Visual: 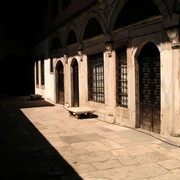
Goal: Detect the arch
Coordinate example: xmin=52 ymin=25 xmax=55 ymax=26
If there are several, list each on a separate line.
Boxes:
xmin=70 ymin=57 xmax=79 ymax=66
xmin=131 ymin=36 xmax=162 ymax=60
xmin=50 ymin=36 xmax=62 ymax=51
xmin=109 ymin=0 xmax=169 ymax=31
xmin=66 ymin=29 xmax=78 ymax=46
xmin=71 ymin=58 xmax=79 ymax=107
xmin=80 ymin=12 xmax=106 ymax=41
xmin=55 ymin=60 xmax=64 ymax=104
xmin=139 ymin=42 xmax=160 ymax=59
xmin=83 ymin=18 xmax=103 ymax=40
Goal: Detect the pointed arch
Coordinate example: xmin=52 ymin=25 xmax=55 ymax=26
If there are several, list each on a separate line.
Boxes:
xmin=66 ymin=29 xmax=78 ymax=46
xmin=114 ymin=0 xmax=161 ymax=29
xmin=138 ymin=42 xmax=160 ymax=59
xmin=83 ymin=18 xmax=103 ymax=40
xmin=50 ymin=36 xmax=62 ymax=51
xmin=55 ymin=60 xmax=65 ymax=104
xmin=109 ymin=0 xmax=169 ymax=31
xmin=71 ymin=58 xmax=79 ymax=107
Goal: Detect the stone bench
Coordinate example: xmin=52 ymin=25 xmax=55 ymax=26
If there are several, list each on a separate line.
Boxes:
xmin=67 ymin=107 xmax=95 ymax=119
xmin=30 ymin=94 xmax=42 ymax=100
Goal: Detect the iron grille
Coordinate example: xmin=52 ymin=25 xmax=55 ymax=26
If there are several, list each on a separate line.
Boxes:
xmin=88 ymin=53 xmax=104 ymax=103
xmin=116 ymin=48 xmax=128 ymax=107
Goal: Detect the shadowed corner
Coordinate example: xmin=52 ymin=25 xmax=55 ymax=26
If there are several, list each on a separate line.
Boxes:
xmin=0 ymin=96 xmax=83 ymax=179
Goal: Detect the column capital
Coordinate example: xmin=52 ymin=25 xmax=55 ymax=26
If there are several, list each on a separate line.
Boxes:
xmin=165 ymin=25 xmax=180 ymax=45
xmin=105 ymin=40 xmax=113 ymax=57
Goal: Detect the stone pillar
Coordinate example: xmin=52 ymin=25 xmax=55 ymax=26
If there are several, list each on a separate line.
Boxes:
xmin=64 ymin=53 xmax=70 ymax=108
xmin=166 ymin=26 xmax=180 ymax=137
xmin=77 ymin=46 xmax=84 ymax=106
xmin=104 ymin=41 xmax=116 ymax=123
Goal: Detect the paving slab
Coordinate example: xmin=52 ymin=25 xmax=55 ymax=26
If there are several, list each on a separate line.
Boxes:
xmin=1 ymin=96 xmax=180 ymax=180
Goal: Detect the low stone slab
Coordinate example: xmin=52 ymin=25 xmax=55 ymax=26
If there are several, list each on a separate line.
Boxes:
xmin=67 ymin=107 xmax=95 ymax=119
xmin=30 ymin=94 xmax=42 ymax=100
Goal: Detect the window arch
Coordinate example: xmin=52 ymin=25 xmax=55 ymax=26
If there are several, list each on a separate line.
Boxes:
xmin=83 ymin=18 xmax=103 ymax=40
xmin=139 ymin=42 xmax=160 ymax=59
xmin=114 ymin=0 xmax=161 ymax=29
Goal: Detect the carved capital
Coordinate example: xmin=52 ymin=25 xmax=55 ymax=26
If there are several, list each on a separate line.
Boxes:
xmin=165 ymin=26 xmax=180 ymax=44
xmin=105 ymin=40 xmax=113 ymax=57
xmin=98 ymin=0 xmax=117 ymax=18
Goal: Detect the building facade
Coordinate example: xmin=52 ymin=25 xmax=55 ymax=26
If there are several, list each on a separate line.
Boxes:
xmin=33 ymin=0 xmax=180 ymax=138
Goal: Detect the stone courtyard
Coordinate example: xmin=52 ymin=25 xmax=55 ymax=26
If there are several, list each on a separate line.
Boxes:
xmin=0 ymin=96 xmax=180 ymax=179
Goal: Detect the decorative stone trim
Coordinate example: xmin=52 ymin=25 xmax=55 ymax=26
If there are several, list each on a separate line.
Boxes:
xmin=105 ymin=40 xmax=113 ymax=57
xmin=172 ymin=43 xmax=180 ymax=49
xmin=165 ymin=26 xmax=179 ymax=45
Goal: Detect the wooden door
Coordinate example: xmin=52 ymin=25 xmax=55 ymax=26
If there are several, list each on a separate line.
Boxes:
xmin=57 ymin=61 xmax=64 ymax=105
xmin=72 ymin=59 xmax=79 ymax=107
xmin=139 ymin=56 xmax=160 ymax=133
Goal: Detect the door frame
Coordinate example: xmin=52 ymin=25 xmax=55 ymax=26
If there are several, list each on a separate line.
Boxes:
xmin=71 ymin=58 xmax=79 ymax=107
xmin=135 ymin=42 xmax=161 ymax=133
xmin=55 ymin=60 xmax=65 ymax=104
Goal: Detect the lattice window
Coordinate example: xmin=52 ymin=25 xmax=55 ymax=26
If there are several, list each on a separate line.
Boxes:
xmin=36 ymin=61 xmax=39 ymax=85
xmin=41 ymin=59 xmax=45 ymax=85
xmin=116 ymin=48 xmax=128 ymax=107
xmin=88 ymin=53 xmax=104 ymax=103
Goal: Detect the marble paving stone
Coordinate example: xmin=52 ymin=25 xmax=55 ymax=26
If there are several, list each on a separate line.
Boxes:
xmin=111 ymin=145 xmax=153 ymax=156
xmin=71 ymin=141 xmax=111 ymax=152
xmin=56 ymin=146 xmax=88 ymax=155
xmin=80 ymin=167 xmax=131 ymax=180
xmin=73 ymin=163 xmax=97 ymax=173
xmin=98 ymin=138 xmax=124 ymax=149
xmin=171 ymin=168 xmax=180 ymax=175
xmin=75 ymin=151 xmax=116 ymax=164
xmin=4 ymin=96 xmax=179 ymax=180
xmin=157 ymin=159 xmax=180 ymax=170
xmin=91 ymin=159 xmax=122 ymax=170
xmin=117 ymin=156 xmax=139 ymax=166
xmin=149 ymin=174 xmax=180 ymax=180
xmin=125 ymin=163 xmax=169 ymax=179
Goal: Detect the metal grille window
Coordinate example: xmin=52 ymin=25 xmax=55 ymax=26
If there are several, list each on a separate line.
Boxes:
xmin=36 ymin=61 xmax=39 ymax=85
xmin=88 ymin=53 xmax=104 ymax=103
xmin=116 ymin=48 xmax=128 ymax=107
xmin=41 ymin=59 xmax=45 ymax=85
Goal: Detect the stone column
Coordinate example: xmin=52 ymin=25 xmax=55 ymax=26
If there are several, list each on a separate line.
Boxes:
xmin=166 ymin=26 xmax=180 ymax=137
xmin=104 ymin=41 xmax=116 ymax=123
xmin=64 ymin=53 xmax=70 ymax=108
xmin=77 ymin=46 xmax=84 ymax=107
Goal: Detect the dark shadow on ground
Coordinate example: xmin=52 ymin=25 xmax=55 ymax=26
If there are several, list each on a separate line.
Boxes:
xmin=0 ymin=95 xmax=82 ymax=180
xmin=76 ymin=114 xmax=98 ymax=120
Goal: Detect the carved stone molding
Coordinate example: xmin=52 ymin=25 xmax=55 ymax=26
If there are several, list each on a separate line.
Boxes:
xmin=98 ymin=0 xmax=117 ymax=18
xmin=105 ymin=40 xmax=113 ymax=57
xmin=165 ymin=26 xmax=180 ymax=48
xmin=74 ymin=15 xmax=86 ymax=35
